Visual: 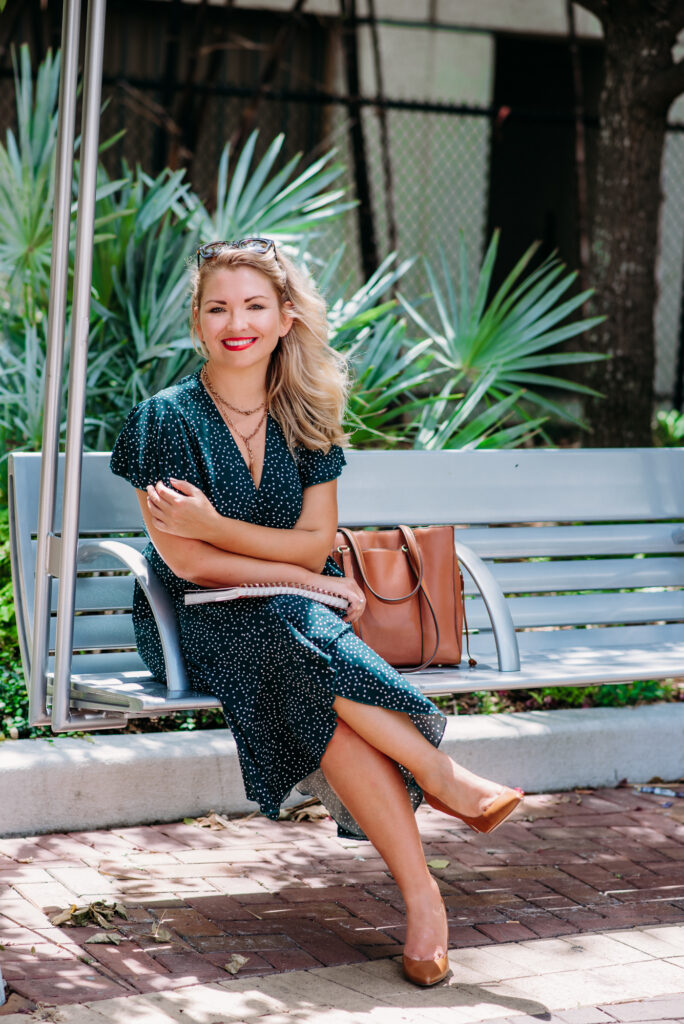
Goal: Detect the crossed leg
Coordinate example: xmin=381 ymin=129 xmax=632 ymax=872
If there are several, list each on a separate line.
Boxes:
xmin=321 ymin=697 xmax=515 ymax=961
xmin=333 ymin=695 xmax=505 ymax=818
xmin=320 ymin=718 xmax=448 ymax=961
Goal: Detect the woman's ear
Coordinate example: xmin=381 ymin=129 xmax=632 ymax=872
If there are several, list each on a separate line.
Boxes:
xmin=280 ymin=300 xmax=295 ymax=338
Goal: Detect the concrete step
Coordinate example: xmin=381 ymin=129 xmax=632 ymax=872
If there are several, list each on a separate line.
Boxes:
xmin=1 ymin=703 xmax=683 ymax=838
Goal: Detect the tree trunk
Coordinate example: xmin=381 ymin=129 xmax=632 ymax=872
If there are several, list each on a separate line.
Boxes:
xmin=578 ymin=0 xmax=684 ymax=446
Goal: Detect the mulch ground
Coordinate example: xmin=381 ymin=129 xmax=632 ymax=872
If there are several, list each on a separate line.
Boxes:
xmin=1 ymin=785 xmax=684 ymax=1012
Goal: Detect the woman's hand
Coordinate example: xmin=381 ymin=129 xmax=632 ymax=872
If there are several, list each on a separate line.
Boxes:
xmin=319 ymin=575 xmax=367 ymax=625
xmin=146 ymin=479 xmax=220 ymax=540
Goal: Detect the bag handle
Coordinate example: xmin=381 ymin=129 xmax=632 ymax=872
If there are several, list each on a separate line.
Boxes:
xmin=337 ymin=525 xmax=424 ymax=602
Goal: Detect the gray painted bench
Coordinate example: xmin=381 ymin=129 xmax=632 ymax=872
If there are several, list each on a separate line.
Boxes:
xmin=8 ymin=448 xmax=684 ymax=723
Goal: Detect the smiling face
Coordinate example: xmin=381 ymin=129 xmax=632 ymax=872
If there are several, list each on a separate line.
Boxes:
xmin=194 ymin=265 xmax=294 ymax=376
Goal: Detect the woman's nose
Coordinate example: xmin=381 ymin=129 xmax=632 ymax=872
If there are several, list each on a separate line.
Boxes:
xmin=223 ymin=312 xmax=248 ymax=333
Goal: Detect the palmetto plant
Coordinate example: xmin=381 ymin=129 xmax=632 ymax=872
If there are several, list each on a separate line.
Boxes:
xmin=0 ymin=47 xmax=60 ymax=307
xmin=187 ymin=131 xmax=354 ymax=243
xmin=319 ymin=249 xmax=545 ymax=449
xmin=399 ymin=229 xmax=606 ymax=430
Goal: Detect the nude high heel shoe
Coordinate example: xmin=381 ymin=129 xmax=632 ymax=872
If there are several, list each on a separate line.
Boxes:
xmin=423 ymin=786 xmax=524 ymax=834
xmin=402 ymin=952 xmax=450 ymax=987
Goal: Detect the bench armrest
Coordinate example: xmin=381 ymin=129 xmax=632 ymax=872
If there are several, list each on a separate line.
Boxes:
xmin=76 ymin=540 xmax=192 ymax=695
xmin=454 ymin=539 xmax=520 ymax=672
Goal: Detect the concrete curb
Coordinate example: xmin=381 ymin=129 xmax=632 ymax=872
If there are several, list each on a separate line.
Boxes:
xmin=2 ymin=703 xmax=683 ymax=838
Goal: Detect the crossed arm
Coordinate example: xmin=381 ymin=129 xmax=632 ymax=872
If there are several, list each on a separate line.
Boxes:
xmin=136 ymin=477 xmax=364 ymax=620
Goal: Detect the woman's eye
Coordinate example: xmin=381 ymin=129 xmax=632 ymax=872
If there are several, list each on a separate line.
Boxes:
xmin=249 ymin=303 xmax=264 ymax=310
xmin=209 ymin=307 xmax=225 ymax=314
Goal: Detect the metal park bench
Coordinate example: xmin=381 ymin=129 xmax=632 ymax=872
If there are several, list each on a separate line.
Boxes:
xmin=8 ymin=447 xmax=684 ymax=730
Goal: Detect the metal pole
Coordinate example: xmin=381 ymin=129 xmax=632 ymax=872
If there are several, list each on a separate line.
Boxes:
xmin=29 ymin=0 xmax=82 ymax=726
xmin=51 ymin=0 xmax=109 ymax=732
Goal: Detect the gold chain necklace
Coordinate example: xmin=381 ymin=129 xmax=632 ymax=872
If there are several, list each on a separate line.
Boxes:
xmin=201 ymin=366 xmax=268 ymax=478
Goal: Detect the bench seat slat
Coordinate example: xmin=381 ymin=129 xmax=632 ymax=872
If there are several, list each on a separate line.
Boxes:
xmin=466 ymin=590 xmax=684 ymax=630
xmin=457 ymin=523 xmax=683 ymax=558
xmin=46 ymin=675 xmax=222 ymax=715
xmin=408 ymin=636 xmax=684 ymax=694
xmin=463 ymin=556 xmax=684 ymax=595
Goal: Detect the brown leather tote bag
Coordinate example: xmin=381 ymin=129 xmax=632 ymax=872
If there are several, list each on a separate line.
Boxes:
xmin=331 ymin=524 xmax=471 ymax=672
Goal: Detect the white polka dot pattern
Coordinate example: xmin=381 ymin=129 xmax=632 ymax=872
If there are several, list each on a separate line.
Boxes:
xmin=110 ymin=368 xmax=445 ymax=839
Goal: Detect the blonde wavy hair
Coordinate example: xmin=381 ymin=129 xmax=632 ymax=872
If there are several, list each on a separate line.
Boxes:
xmin=189 ymin=244 xmax=349 ymax=453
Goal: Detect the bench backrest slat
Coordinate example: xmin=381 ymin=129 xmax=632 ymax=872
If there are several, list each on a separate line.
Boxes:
xmin=467 ymin=590 xmax=684 ymax=630
xmin=337 ymin=449 xmax=684 ymax=524
xmin=48 ymin=613 xmax=136 ymax=654
xmin=465 ymin=556 xmax=684 ymax=595
xmin=49 ymin=576 xmax=135 ymax=614
xmin=459 ymin=523 xmax=683 ymax=558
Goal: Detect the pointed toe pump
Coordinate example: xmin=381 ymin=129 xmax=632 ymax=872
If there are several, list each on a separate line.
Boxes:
xmin=424 ymin=786 xmax=524 ymax=834
xmin=402 ymin=952 xmax=450 ymax=987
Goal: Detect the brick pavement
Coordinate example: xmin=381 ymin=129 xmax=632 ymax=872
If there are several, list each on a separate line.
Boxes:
xmin=1 ymin=784 xmax=683 ymax=1017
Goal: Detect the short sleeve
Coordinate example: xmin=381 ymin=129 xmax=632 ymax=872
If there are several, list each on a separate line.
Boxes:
xmin=296 ymin=444 xmax=347 ymax=489
xmin=110 ymin=398 xmax=203 ymax=492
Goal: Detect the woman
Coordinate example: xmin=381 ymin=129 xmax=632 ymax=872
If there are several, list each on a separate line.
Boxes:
xmin=110 ymin=238 xmax=522 ymax=987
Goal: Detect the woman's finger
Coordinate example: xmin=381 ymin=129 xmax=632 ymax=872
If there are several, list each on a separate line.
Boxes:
xmin=169 ymin=477 xmax=197 ymax=495
xmin=155 ymin=481 xmax=177 ymax=504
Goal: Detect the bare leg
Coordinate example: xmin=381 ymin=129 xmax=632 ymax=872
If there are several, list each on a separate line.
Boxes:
xmin=320 ymin=719 xmax=447 ymax=962
xmin=333 ymin=696 xmax=508 ymax=819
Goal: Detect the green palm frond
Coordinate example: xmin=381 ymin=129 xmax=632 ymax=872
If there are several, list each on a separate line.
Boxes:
xmin=399 ymin=229 xmax=606 ymax=428
xmin=188 ymin=131 xmax=354 ymax=243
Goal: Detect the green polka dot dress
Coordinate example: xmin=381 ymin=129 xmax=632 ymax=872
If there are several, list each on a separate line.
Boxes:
xmin=110 ymin=368 xmax=445 ymax=839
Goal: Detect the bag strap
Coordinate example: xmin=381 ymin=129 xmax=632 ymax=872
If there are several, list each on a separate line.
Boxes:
xmin=402 ymin=564 xmax=441 ymax=673
xmin=337 ymin=526 xmax=424 ymax=602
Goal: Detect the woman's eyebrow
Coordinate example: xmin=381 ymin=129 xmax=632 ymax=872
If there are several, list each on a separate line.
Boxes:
xmin=203 ymin=294 xmax=269 ymax=305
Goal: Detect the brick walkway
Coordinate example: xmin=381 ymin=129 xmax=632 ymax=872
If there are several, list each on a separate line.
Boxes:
xmin=1 ymin=784 xmax=683 ymax=1018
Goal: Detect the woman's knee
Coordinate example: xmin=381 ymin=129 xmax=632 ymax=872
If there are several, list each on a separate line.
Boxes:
xmin=321 ymin=718 xmax=360 ymax=768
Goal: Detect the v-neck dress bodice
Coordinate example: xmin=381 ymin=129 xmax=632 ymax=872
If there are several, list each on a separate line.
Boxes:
xmin=110 ymin=368 xmax=445 ymax=839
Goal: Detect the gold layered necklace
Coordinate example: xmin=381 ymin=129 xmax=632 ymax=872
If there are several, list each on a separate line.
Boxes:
xmin=201 ymin=365 xmax=268 ymax=479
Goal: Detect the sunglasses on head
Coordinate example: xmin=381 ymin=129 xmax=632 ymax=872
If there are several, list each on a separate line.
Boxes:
xmin=196 ymin=237 xmax=277 ymax=267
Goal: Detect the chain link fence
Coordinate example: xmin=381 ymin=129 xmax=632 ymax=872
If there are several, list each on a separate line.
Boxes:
xmin=1 ymin=3 xmax=683 ymax=409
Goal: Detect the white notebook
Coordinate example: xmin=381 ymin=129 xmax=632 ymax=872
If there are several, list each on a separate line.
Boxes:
xmin=184 ymin=582 xmax=349 ymax=609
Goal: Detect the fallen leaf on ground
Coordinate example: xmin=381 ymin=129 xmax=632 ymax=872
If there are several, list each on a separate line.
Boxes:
xmin=49 ymin=900 xmax=128 ymax=929
xmin=148 ymin=926 xmax=173 ymax=942
xmin=50 ymin=905 xmax=78 ymax=926
xmin=280 ymin=798 xmax=328 ymax=822
xmin=427 ymin=859 xmax=450 ymax=870
xmin=190 ymin=811 xmax=236 ymax=830
xmin=224 ymin=954 xmax=249 ymax=974
xmin=85 ymin=932 xmax=123 ymax=945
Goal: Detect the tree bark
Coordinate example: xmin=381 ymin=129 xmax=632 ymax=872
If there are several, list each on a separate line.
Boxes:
xmin=577 ymin=0 xmax=684 ymax=446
